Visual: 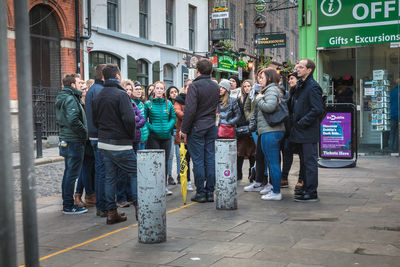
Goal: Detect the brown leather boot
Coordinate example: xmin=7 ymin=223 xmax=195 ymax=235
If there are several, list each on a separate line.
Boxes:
xmin=74 ymin=194 xmax=85 ymax=207
xmin=106 ymin=209 xmax=127 ymax=225
xmin=85 ymin=193 xmax=96 ymax=207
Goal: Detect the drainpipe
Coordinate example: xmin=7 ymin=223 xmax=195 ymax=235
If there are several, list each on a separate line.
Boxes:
xmin=75 ymin=0 xmax=81 ymax=74
xmin=81 ymin=0 xmax=92 ymax=39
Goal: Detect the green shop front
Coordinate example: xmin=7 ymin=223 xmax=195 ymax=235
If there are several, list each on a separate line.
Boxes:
xmin=211 ymin=53 xmax=240 ymax=80
xmin=302 ymin=0 xmax=400 ymax=155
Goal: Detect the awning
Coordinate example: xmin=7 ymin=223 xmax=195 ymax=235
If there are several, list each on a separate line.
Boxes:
xmin=214 ymin=67 xmax=239 ymax=74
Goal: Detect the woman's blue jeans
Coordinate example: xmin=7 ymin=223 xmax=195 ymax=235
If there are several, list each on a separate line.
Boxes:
xmin=260 ymin=131 xmax=284 ymax=194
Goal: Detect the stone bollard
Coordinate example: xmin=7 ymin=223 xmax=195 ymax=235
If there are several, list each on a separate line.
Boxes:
xmin=215 ymin=139 xmax=237 ymax=210
xmin=137 ymin=149 xmax=166 ymax=243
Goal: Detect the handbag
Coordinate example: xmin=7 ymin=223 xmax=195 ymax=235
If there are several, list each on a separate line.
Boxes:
xmin=262 ymin=97 xmax=289 ymax=127
xmin=236 ymin=125 xmax=250 ymax=137
xmin=218 ymin=124 xmax=235 ymax=139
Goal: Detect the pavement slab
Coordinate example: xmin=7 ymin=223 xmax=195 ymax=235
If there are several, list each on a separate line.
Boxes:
xmin=13 ymin=156 xmax=400 ymax=266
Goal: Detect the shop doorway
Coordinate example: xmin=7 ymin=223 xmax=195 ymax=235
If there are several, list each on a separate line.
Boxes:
xmin=318 ymin=44 xmax=399 ymax=155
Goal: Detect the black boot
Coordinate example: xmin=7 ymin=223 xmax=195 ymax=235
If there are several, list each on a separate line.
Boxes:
xmin=237 ymin=156 xmax=244 ymax=180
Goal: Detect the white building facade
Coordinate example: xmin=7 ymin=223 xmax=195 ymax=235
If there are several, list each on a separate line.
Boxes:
xmin=83 ymin=0 xmax=209 ymax=88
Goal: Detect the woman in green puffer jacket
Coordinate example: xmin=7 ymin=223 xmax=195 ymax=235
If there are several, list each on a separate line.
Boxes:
xmin=144 ymin=81 xmax=176 ymax=195
xmin=132 ymin=81 xmax=149 ymax=150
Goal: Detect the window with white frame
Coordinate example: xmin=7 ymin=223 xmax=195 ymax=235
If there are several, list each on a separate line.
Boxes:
xmin=166 ymin=0 xmax=174 ymax=45
xmin=107 ymin=0 xmax=118 ymax=31
xmin=139 ymin=0 xmax=148 ymax=39
xmin=189 ymin=5 xmax=196 ymax=51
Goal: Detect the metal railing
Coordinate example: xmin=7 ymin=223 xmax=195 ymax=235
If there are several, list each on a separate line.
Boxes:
xmin=32 ymin=85 xmax=60 ymax=137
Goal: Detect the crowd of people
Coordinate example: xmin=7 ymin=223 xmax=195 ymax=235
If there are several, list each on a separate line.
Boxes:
xmin=55 ymin=58 xmax=324 ymax=224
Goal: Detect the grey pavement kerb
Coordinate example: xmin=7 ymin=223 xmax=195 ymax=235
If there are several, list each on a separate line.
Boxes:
xmin=12 ymin=147 xmax=63 ymax=169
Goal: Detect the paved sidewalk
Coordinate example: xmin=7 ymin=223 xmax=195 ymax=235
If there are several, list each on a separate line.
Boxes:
xmin=15 ymin=156 xmax=400 ymax=266
xmin=13 ymin=147 xmax=63 ymax=169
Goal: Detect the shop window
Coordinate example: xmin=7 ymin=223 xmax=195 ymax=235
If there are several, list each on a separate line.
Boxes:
xmin=89 ymin=51 xmax=120 ymax=78
xmin=107 ymin=0 xmax=119 ymax=31
xmin=166 ymin=0 xmax=174 ymax=45
xmin=139 ymin=0 xmax=148 ymax=39
xmin=137 ymin=59 xmax=149 ymax=87
xmin=163 ymin=64 xmax=174 ymax=89
xmin=153 ymin=61 xmax=160 ymax=83
xmin=189 ymin=5 xmax=196 ymax=51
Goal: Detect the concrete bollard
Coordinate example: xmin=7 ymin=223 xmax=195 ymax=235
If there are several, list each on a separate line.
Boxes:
xmin=215 ymin=139 xmax=237 ymax=210
xmin=137 ymin=149 xmax=166 ymax=243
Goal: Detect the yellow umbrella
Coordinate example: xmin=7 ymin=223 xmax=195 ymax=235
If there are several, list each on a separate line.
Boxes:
xmin=179 ymin=142 xmax=188 ymax=204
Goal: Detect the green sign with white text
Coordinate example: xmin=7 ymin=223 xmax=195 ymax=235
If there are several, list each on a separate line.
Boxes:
xmin=317 ymin=0 xmax=400 ymax=48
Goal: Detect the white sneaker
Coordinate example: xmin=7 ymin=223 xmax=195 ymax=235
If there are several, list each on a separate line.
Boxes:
xmin=261 ymin=192 xmax=282 ymax=201
xmin=187 ymin=181 xmax=194 ymax=191
xmin=244 ymin=182 xmax=263 ymax=192
xmin=260 ymin=183 xmax=273 ymax=195
xmin=166 ymin=188 xmax=173 ymax=195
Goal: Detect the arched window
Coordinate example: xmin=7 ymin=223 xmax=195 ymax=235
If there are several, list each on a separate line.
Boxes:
xmin=89 ymin=51 xmax=120 ymax=78
xmin=152 ymin=61 xmax=160 ymax=83
xmin=163 ymin=64 xmax=174 ymax=89
xmin=137 ymin=59 xmax=149 ymax=87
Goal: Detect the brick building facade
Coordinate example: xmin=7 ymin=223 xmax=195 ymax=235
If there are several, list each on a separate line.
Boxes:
xmin=7 ymin=0 xmax=82 ymax=102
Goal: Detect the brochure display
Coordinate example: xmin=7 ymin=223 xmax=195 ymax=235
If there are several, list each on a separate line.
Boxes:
xmin=318 ymin=103 xmax=357 ymax=168
xmin=364 ymin=70 xmax=391 ymax=150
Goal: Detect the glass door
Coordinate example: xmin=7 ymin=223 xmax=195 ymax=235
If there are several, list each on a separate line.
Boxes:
xmin=356 ymin=45 xmax=399 ymax=155
xmin=318 ymin=44 xmax=399 ymax=155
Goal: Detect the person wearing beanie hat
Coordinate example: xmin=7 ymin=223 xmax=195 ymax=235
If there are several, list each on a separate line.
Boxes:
xmin=229 ymin=75 xmax=242 ymax=98
xmin=219 ymin=79 xmax=231 ymax=93
xmin=217 ymin=79 xmax=241 ymax=137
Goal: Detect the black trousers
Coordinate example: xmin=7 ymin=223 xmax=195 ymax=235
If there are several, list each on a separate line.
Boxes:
xmin=298 ymin=143 xmax=318 ymax=194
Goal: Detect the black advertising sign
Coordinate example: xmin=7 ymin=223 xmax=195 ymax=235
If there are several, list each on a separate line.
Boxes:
xmin=256 ymin=33 xmax=286 ymax=48
xmin=211 ymin=29 xmax=231 ymax=41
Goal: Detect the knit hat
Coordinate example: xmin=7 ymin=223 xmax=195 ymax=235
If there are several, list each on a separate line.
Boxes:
xmin=288 ymin=72 xmax=299 ymax=79
xmin=229 ymin=75 xmax=241 ymax=88
xmin=134 ymin=81 xmax=141 ymax=87
xmin=219 ymin=79 xmax=231 ymax=93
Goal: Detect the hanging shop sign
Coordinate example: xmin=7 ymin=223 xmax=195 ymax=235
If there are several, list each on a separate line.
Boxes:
xmin=212 ymin=3 xmax=229 ymax=20
xmin=209 ymin=56 xmax=219 ymax=68
xmin=211 ymin=29 xmax=231 ymax=41
xmin=317 ymin=0 xmax=400 ymax=48
xmin=254 ymin=15 xmax=267 ymax=29
xmin=255 ymin=33 xmax=286 ymax=48
xmin=255 ymin=0 xmax=267 ymax=12
xmin=218 ymin=55 xmax=237 ymax=71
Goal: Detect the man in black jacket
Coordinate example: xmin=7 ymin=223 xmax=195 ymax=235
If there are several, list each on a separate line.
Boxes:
xmin=290 ymin=59 xmax=324 ymax=202
xmin=180 ymin=59 xmax=219 ymax=203
xmin=92 ymin=64 xmax=137 ymax=224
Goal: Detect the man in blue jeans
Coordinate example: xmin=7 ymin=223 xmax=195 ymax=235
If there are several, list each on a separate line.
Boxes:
xmin=85 ymin=64 xmax=107 ymax=217
xmin=55 ymin=74 xmax=88 ymax=214
xmin=180 ymin=59 xmax=219 ymax=203
xmin=93 ymin=64 xmax=137 ymax=224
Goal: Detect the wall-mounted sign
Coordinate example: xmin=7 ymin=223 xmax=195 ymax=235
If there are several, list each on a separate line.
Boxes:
xmin=212 ymin=12 xmax=229 ymax=19
xmin=317 ymin=0 xmax=400 ymax=48
xmin=218 ymin=55 xmax=237 ymax=71
xmin=211 ymin=29 xmax=231 ymax=40
xmin=255 ymin=0 xmax=267 ymax=12
xmin=256 ymin=33 xmax=286 ymax=48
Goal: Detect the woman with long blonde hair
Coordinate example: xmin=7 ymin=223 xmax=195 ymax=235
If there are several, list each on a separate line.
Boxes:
xmin=217 ymin=79 xmax=241 ymax=136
